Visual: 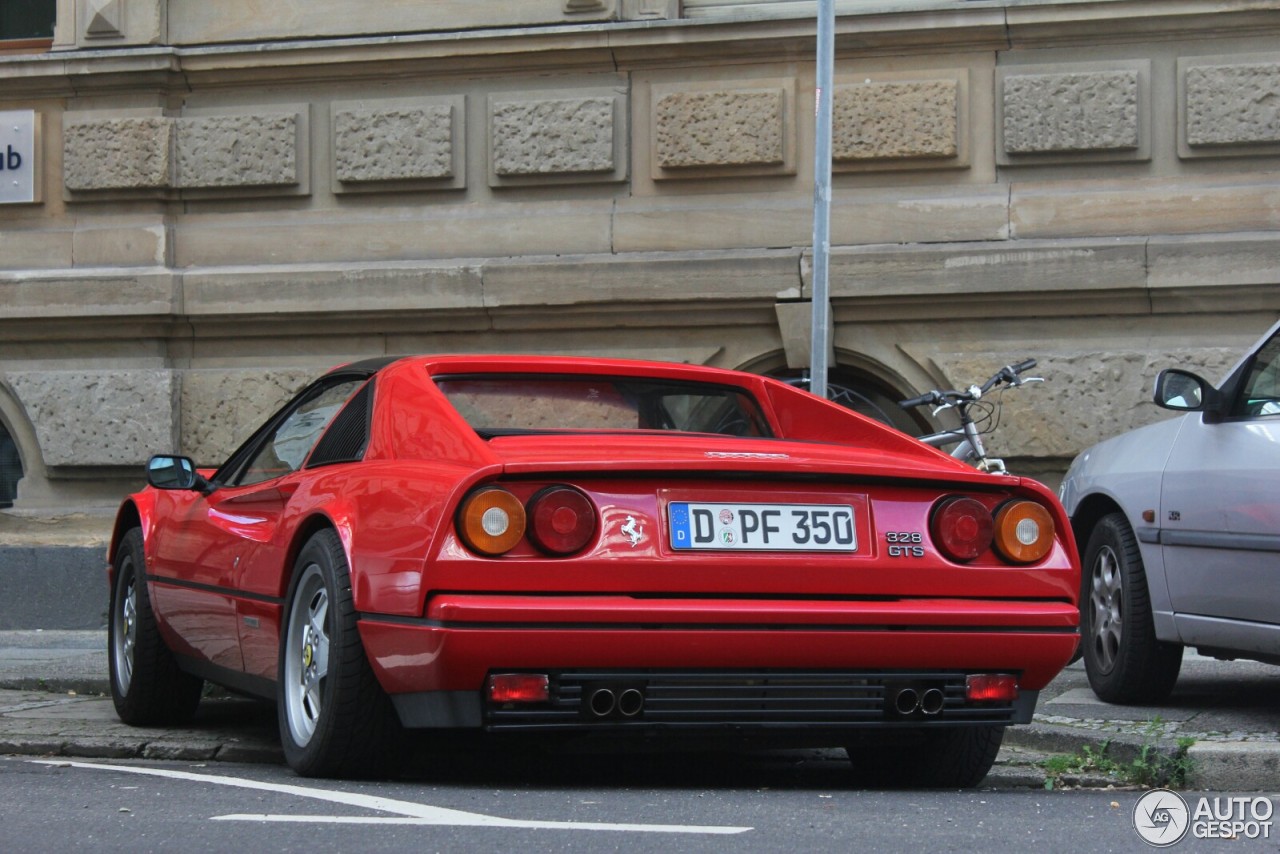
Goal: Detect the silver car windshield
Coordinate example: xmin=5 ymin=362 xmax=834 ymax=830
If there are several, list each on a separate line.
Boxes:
xmin=1236 ymin=334 xmax=1280 ymax=418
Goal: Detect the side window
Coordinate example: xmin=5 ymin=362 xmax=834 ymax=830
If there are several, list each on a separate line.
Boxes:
xmin=307 ymin=380 xmax=374 ymax=467
xmin=1233 ymin=334 xmax=1280 ymax=418
xmin=233 ymin=378 xmax=366 ymax=486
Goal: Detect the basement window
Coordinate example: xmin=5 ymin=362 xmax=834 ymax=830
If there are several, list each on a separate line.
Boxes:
xmin=0 ymin=422 xmax=21 ymax=509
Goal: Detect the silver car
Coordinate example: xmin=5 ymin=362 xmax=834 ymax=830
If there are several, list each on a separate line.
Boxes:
xmin=1060 ymin=319 xmax=1280 ymax=704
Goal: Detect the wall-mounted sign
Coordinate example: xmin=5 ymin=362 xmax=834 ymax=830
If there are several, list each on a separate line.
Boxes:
xmin=0 ymin=111 xmax=40 ymax=204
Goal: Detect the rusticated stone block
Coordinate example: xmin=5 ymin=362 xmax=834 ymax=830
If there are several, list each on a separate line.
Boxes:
xmin=1185 ymin=63 xmax=1280 ymax=147
xmin=654 ymin=88 xmax=785 ymax=169
xmin=833 ymin=79 xmax=957 ymax=161
xmin=7 ymin=370 xmax=178 ymax=467
xmin=175 ymin=114 xmax=299 ymax=188
xmin=930 ymin=349 xmax=1238 ymax=458
xmin=1003 ymin=70 xmax=1139 ymax=154
xmin=63 ymin=117 xmax=171 ymax=191
xmin=180 ymin=369 xmax=314 ymax=465
xmin=490 ymin=96 xmax=616 ymax=176
xmin=334 ymin=103 xmax=455 ymax=183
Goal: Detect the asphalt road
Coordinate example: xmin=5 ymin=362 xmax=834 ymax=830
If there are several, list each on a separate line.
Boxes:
xmin=2 ymin=633 xmax=1279 ymax=792
xmin=3 ymin=649 xmax=1278 ymax=853
xmin=6 ymin=753 xmax=1269 ymax=853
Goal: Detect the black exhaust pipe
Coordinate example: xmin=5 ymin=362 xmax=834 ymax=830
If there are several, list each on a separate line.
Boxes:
xmin=893 ymin=688 xmax=920 ymax=715
xmin=617 ymin=688 xmax=645 ymax=717
xmin=588 ymin=688 xmax=616 ymax=717
xmin=920 ymin=687 xmax=945 ymax=715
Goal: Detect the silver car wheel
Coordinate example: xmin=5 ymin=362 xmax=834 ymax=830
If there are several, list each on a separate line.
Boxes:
xmin=111 ymin=567 xmax=138 ymax=695
xmin=1089 ymin=544 xmax=1123 ymax=674
xmin=283 ymin=563 xmax=329 ymax=748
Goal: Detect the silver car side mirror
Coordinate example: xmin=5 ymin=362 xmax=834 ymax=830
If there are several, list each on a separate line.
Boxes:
xmin=1153 ymin=368 xmax=1224 ymax=419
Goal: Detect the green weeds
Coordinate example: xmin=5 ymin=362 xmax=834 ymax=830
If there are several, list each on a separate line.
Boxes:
xmin=1041 ymin=720 xmax=1196 ymax=789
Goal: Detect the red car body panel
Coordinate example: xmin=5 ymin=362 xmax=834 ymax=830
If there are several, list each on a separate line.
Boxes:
xmin=112 ymin=354 xmax=1081 ymax=732
xmin=360 ymin=597 xmax=1077 ymax=694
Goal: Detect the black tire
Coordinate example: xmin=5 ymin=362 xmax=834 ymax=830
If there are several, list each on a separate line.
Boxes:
xmin=108 ymin=528 xmax=203 ymax=725
xmin=847 ymin=725 xmax=1004 ymax=788
xmin=1081 ymin=513 xmax=1183 ymax=704
xmin=277 ymin=529 xmax=403 ymax=778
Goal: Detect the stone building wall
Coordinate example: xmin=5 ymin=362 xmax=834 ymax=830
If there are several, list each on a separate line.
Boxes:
xmin=1 ymin=0 xmax=1280 ymax=513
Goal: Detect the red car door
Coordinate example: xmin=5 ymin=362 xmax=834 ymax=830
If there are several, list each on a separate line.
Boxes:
xmin=149 ymin=376 xmax=369 ymax=677
xmin=147 ymin=486 xmax=248 ymax=671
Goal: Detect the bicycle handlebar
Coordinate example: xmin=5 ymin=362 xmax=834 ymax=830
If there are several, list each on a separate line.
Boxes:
xmin=979 ymin=358 xmax=1037 ymax=394
xmin=898 ymin=390 xmax=940 ymax=409
xmin=900 ymin=358 xmax=1038 ymax=409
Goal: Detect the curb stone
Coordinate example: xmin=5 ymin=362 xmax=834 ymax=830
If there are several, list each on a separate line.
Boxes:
xmin=1186 ymin=741 xmax=1280 ymax=791
xmin=1005 ymin=721 xmax=1184 ymax=768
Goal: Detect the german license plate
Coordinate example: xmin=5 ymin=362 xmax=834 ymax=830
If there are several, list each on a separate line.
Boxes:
xmin=668 ymin=502 xmax=858 ymax=552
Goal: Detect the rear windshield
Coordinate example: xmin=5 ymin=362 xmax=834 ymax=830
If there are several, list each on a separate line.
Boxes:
xmin=436 ymin=375 xmax=773 ymax=438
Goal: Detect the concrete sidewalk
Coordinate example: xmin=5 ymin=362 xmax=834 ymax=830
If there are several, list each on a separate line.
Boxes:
xmin=0 ymin=629 xmax=1276 ymax=789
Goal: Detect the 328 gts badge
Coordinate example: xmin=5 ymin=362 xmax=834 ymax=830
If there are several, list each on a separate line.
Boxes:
xmin=884 ymin=531 xmax=924 ymax=558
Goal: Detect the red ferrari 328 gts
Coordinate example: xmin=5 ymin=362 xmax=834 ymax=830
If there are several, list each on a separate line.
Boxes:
xmin=108 ymin=355 xmax=1080 ymax=783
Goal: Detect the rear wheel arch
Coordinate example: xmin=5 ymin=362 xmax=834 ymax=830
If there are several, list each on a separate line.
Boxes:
xmin=281 ymin=513 xmax=347 ymax=598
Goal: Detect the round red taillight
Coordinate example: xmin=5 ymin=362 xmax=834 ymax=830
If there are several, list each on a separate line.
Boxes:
xmin=527 ymin=486 xmax=597 ymax=556
xmin=930 ymin=496 xmax=994 ymax=562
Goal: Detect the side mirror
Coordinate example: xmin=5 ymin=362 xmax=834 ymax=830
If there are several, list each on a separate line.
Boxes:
xmin=1153 ymin=369 xmax=1222 ymax=416
xmin=146 ymin=455 xmax=209 ymax=492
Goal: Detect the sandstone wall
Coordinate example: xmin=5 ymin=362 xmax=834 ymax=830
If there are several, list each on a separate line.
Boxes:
xmin=1 ymin=1 xmax=1279 ymax=509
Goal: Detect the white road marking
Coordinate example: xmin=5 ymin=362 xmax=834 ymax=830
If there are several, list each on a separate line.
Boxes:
xmin=31 ymin=759 xmax=751 ymax=835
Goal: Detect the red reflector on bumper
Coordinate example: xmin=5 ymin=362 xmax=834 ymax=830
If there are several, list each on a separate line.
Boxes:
xmin=966 ymin=673 xmax=1019 ymax=702
xmin=487 ymin=673 xmax=550 ymax=704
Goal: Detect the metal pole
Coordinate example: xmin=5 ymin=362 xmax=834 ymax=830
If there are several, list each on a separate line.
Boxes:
xmin=809 ymin=0 xmax=834 ymax=398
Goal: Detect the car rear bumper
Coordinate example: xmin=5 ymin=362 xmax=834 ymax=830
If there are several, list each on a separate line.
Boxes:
xmin=358 ymin=594 xmax=1077 ymax=730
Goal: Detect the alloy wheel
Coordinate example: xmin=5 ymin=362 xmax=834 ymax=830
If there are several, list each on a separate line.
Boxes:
xmin=112 ymin=566 xmax=138 ymax=695
xmin=284 ymin=565 xmax=329 ymax=747
xmin=1089 ymin=544 xmax=1123 ymax=674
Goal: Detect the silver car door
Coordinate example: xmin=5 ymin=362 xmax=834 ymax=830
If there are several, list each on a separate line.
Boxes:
xmin=1160 ymin=330 xmax=1280 ymax=634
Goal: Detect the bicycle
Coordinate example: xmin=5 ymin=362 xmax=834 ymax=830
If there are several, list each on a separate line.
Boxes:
xmin=898 ymin=359 xmax=1042 ymax=474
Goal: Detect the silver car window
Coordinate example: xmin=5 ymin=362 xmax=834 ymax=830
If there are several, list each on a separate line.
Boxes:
xmin=1235 ymin=334 xmax=1280 ymax=418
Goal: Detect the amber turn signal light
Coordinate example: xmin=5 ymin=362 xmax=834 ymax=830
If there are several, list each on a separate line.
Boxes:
xmin=458 ymin=487 xmax=526 ymax=556
xmin=993 ymin=500 xmax=1055 ymax=564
